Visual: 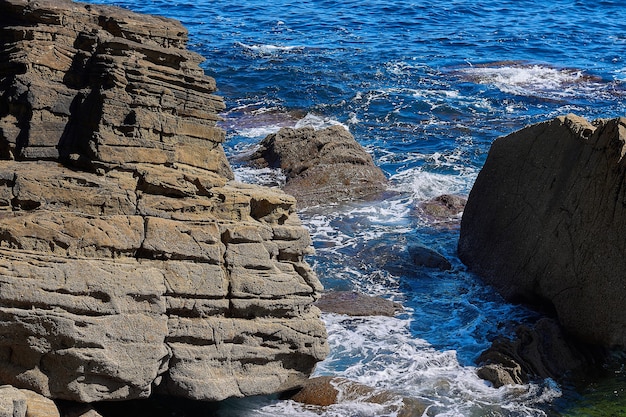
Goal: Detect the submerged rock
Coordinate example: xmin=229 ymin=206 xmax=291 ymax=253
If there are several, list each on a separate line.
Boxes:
xmin=0 ymin=0 xmax=327 ymax=404
xmin=408 ymin=244 xmax=452 ymax=271
xmin=315 ymin=291 xmax=403 ymax=317
xmin=417 ymin=194 xmax=466 ymax=226
xmin=459 ymin=114 xmax=626 ymax=348
xmin=357 ymin=238 xmax=452 ymax=276
xmin=291 ymin=376 xmax=427 ymax=416
xmin=250 ymin=125 xmax=388 ymax=207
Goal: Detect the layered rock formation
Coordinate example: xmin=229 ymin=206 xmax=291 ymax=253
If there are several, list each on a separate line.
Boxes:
xmin=250 ymin=125 xmax=388 ymax=208
xmin=458 ymin=114 xmax=626 ymax=348
xmin=0 ymin=0 xmax=327 ymax=403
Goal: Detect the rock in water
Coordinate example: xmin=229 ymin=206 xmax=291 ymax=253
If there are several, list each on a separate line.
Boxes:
xmin=291 ymin=376 xmax=427 ymax=416
xmin=476 ymin=318 xmax=604 ymax=387
xmin=250 ymin=125 xmax=388 ymax=207
xmin=0 ymin=0 xmax=328 ymax=403
xmin=315 ymin=291 xmax=403 ymax=317
xmin=458 ymin=114 xmax=626 ymax=348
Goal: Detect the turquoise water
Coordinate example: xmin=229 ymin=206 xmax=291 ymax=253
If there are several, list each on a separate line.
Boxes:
xmin=89 ymin=0 xmax=626 ymax=415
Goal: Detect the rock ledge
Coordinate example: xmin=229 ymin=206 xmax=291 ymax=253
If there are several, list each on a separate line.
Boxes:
xmin=0 ymin=0 xmax=328 ymax=403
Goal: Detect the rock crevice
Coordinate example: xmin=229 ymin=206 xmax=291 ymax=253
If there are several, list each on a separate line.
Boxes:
xmin=0 ymin=0 xmax=327 ymax=403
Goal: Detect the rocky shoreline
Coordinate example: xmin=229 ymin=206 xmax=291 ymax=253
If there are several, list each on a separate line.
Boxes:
xmin=0 ymin=0 xmax=624 ymax=416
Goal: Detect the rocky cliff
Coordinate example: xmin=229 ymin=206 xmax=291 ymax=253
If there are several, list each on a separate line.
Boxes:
xmin=458 ymin=114 xmax=626 ymax=348
xmin=0 ymin=0 xmax=327 ymax=403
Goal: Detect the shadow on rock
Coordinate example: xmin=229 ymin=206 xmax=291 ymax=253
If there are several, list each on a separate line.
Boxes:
xmin=476 ymin=318 xmax=608 ymax=388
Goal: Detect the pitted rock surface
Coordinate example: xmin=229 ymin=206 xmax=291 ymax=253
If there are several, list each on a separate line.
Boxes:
xmin=0 ymin=0 xmax=327 ymax=403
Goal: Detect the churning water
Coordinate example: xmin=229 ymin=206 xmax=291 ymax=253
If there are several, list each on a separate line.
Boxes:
xmin=90 ymin=1 xmax=626 ymax=415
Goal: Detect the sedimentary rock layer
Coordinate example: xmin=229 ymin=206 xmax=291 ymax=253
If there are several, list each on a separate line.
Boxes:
xmin=0 ymin=0 xmax=327 ymax=403
xmin=458 ymin=114 xmax=626 ymax=348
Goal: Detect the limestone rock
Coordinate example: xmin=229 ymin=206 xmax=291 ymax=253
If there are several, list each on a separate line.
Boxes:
xmin=0 ymin=0 xmax=231 ymax=179
xmin=0 ymin=386 xmax=27 ymax=417
xmin=19 ymin=390 xmax=60 ymax=417
xmin=0 ymin=0 xmax=327 ymax=403
xmin=459 ymin=114 xmax=626 ymax=348
xmin=250 ymin=125 xmax=388 ymax=207
xmin=315 ymin=291 xmax=402 ymax=317
xmin=417 ymin=194 xmax=466 ymax=225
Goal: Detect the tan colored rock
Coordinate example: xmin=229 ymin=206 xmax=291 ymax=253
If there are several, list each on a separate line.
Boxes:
xmin=19 ymin=390 xmax=60 ymax=417
xmin=0 ymin=0 xmax=327 ymax=404
xmin=0 ymin=386 xmax=27 ymax=417
xmin=459 ymin=114 xmax=626 ymax=348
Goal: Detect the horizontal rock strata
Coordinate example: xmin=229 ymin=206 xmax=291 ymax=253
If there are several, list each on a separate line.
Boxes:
xmin=459 ymin=114 xmax=626 ymax=348
xmin=0 ymin=0 xmax=327 ymax=403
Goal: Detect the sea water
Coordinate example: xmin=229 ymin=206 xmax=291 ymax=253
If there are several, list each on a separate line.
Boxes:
xmin=89 ymin=1 xmax=626 ymax=415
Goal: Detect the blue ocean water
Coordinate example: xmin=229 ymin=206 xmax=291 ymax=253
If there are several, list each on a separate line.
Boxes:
xmin=90 ymin=0 xmax=626 ymax=415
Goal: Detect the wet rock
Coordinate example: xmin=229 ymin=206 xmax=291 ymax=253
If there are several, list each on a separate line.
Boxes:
xmin=250 ymin=125 xmax=388 ymax=207
xmin=417 ymin=194 xmax=466 ymax=225
xmin=0 ymin=0 xmax=328 ymax=404
xmin=315 ymin=291 xmax=402 ymax=317
xmin=459 ymin=114 xmax=626 ymax=348
xmin=477 ymin=318 xmax=605 ymax=387
xmin=291 ymin=376 xmax=427 ymax=417
xmin=357 ymin=238 xmax=452 ymax=276
xmin=408 ymin=244 xmax=452 ymax=271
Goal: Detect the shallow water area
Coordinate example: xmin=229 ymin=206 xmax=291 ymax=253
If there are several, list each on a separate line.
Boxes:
xmin=87 ymin=0 xmax=626 ymax=415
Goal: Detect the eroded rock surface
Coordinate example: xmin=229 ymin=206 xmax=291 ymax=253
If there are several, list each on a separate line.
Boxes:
xmin=476 ymin=318 xmax=604 ymax=387
xmin=459 ymin=114 xmax=626 ymax=348
xmin=250 ymin=125 xmax=388 ymax=208
xmin=0 ymin=0 xmax=327 ymax=403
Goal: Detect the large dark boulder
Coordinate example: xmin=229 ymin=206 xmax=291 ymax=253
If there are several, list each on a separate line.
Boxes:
xmin=458 ymin=114 xmax=626 ymax=348
xmin=250 ymin=125 xmax=388 ymax=207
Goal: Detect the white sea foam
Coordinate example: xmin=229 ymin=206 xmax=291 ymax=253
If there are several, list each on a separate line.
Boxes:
xmin=390 ymin=168 xmax=474 ymax=202
xmin=295 ymin=112 xmax=350 ymax=131
xmin=310 ymin=313 xmax=561 ymax=417
xmin=233 ymin=166 xmax=286 ymax=187
xmin=232 ymin=125 xmax=284 ymax=138
xmin=235 ymin=41 xmax=304 ymax=55
xmin=460 ymin=64 xmax=612 ymax=100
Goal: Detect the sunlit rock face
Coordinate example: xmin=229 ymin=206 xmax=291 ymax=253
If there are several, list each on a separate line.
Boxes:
xmin=0 ymin=0 xmax=327 ymax=402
